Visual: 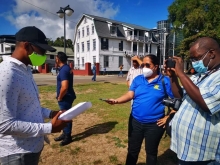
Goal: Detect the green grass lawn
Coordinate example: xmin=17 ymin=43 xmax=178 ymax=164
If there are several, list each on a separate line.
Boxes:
xmin=39 ymin=82 xmax=177 ymax=165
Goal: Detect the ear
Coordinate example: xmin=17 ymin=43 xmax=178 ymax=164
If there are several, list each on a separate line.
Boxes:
xmin=23 ymin=42 xmax=31 ymax=52
xmin=209 ymin=49 xmax=215 ymax=59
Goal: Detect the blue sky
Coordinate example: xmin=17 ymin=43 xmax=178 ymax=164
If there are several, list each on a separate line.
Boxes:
xmin=0 ymin=0 xmax=174 ymax=40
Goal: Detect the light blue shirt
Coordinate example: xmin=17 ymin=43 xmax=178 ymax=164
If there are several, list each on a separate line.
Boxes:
xmin=0 ymin=56 xmax=52 ymax=157
xmin=171 ymin=70 xmax=220 ymax=162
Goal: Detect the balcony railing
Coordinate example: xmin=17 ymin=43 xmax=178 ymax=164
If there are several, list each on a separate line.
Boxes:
xmin=125 ymin=51 xmax=146 ymax=57
xmin=126 ymin=35 xmax=150 ymax=42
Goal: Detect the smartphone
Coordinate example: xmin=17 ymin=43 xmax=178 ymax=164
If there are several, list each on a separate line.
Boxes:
xmin=99 ymin=98 xmax=108 ymax=101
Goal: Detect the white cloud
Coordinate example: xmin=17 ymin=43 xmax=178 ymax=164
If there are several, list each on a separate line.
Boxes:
xmin=4 ymin=0 xmax=119 ymax=40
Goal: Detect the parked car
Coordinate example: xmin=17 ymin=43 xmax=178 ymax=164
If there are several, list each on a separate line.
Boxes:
xmin=51 ymin=67 xmax=58 ymax=75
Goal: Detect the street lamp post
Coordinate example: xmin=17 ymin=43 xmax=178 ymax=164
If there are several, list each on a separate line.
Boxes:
xmin=163 ymin=32 xmax=169 ymax=65
xmin=57 ymin=5 xmax=74 ymax=54
xmin=149 ymin=28 xmax=168 ymax=72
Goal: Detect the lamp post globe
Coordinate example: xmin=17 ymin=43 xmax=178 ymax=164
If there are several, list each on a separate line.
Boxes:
xmin=57 ymin=5 xmax=74 ymax=54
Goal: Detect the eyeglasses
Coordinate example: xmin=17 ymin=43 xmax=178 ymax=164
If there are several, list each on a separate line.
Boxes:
xmin=190 ymin=50 xmax=210 ymax=62
xmin=141 ymin=63 xmax=151 ymax=68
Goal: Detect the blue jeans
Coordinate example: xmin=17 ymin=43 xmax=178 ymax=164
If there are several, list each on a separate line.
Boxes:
xmin=125 ymin=115 xmax=165 ymax=165
xmin=118 ymin=71 xmax=123 ymax=77
xmin=0 ymin=152 xmax=41 ymax=165
xmin=58 ymin=100 xmax=74 ymax=135
xmin=179 ymin=160 xmax=220 ymax=165
xmin=92 ymin=72 xmax=96 ymax=81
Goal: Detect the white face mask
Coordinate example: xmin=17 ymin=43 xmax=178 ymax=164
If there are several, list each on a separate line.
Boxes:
xmin=143 ymin=68 xmax=153 ymax=77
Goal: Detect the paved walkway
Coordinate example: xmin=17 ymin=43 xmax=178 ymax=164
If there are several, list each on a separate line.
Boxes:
xmin=33 ymin=74 xmax=127 ymax=86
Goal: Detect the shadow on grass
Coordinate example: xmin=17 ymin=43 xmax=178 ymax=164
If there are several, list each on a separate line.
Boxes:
xmin=72 ymin=121 xmax=118 ymax=142
xmin=135 ymin=149 xmax=178 ymax=165
xmin=157 ymin=149 xmax=178 ymax=165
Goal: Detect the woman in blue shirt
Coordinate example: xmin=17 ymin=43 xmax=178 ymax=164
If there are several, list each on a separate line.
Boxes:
xmin=106 ymin=54 xmax=174 ymax=165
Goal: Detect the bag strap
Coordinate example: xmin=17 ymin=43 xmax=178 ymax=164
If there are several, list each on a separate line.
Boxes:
xmin=161 ymin=76 xmax=168 ymax=98
xmin=161 ymin=76 xmax=171 ymax=115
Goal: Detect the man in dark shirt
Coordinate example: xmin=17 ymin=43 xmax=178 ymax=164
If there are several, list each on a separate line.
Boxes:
xmin=54 ymin=52 xmax=76 ymax=146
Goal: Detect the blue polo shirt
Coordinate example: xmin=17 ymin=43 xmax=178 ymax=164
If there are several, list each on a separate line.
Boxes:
xmin=130 ymin=74 xmax=174 ymax=123
xmin=57 ymin=64 xmax=76 ymax=101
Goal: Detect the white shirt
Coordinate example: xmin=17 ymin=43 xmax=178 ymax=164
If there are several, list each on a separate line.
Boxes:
xmin=126 ymin=67 xmax=143 ymax=86
xmin=0 ymin=56 xmax=52 ymax=157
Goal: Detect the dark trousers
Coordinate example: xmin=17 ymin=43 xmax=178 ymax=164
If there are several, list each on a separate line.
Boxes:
xmin=126 ymin=115 xmax=165 ymax=165
xmin=58 ymin=100 xmax=74 ymax=135
xmin=0 ymin=151 xmax=41 ymax=165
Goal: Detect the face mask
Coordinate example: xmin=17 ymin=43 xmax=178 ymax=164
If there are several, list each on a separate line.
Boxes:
xmin=143 ymin=68 xmax=153 ymax=77
xmin=29 ymin=52 xmax=46 ymax=66
xmin=192 ymin=51 xmax=211 ymax=73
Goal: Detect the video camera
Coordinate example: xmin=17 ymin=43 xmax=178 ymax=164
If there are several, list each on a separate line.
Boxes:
xmin=163 ymin=98 xmax=182 ymax=111
xmin=166 ymin=58 xmax=176 ymax=68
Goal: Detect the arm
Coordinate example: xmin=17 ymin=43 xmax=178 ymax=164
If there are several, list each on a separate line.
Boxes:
xmin=132 ymin=56 xmax=143 ymax=65
xmin=58 ymin=67 xmax=70 ymax=101
xmin=58 ymin=80 xmax=69 ymax=101
xmin=107 ymin=91 xmax=134 ymax=104
xmin=170 ymin=75 xmax=183 ymax=98
xmin=178 ymin=72 xmax=209 ymax=111
xmin=169 ymin=56 xmax=209 ymax=112
xmin=0 ymin=71 xmax=52 ymax=137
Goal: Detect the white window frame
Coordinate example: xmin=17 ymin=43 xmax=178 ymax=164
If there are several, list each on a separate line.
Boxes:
xmin=87 ymin=25 xmax=89 ymax=36
xmin=93 ymin=39 xmax=96 ymax=51
xmin=77 ymin=43 xmax=79 ymax=53
xmin=92 ymin=24 xmax=94 ymax=34
xmin=87 ymin=40 xmax=90 ymax=51
xmin=82 ymin=42 xmax=84 ymax=52
xmin=82 ymin=27 xmax=84 ymax=38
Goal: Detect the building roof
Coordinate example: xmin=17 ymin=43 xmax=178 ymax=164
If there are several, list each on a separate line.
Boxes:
xmin=85 ymin=14 xmax=150 ymax=31
xmin=0 ymin=35 xmax=16 ymax=44
xmin=46 ymin=46 xmax=74 ymax=57
xmin=81 ymin=14 xmax=150 ymax=39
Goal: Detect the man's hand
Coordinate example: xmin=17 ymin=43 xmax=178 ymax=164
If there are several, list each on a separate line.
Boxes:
xmin=131 ymin=55 xmax=139 ymax=61
xmin=164 ymin=56 xmax=185 ymax=78
xmin=51 ymin=111 xmax=72 ymax=133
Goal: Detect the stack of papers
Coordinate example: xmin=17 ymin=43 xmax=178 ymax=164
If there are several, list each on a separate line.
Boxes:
xmin=58 ymin=102 xmax=92 ymax=120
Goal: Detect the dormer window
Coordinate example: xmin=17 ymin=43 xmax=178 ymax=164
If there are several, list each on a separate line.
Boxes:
xmin=110 ymin=25 xmax=117 ymax=36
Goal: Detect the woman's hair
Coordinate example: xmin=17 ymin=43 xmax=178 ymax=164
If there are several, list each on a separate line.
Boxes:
xmin=145 ymin=54 xmax=160 ymax=74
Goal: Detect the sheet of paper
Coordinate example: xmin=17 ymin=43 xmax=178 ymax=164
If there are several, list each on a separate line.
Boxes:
xmin=58 ymin=102 xmax=92 ymax=120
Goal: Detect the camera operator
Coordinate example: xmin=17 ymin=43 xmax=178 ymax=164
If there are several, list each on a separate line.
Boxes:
xmin=165 ymin=37 xmax=220 ymax=165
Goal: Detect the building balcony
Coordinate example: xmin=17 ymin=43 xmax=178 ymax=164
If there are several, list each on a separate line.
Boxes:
xmin=126 ymin=35 xmax=150 ymax=43
xmin=125 ymin=51 xmax=146 ymax=57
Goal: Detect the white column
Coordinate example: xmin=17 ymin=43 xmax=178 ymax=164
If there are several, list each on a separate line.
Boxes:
xmin=148 ymin=43 xmax=150 ymax=53
xmin=143 ymin=44 xmax=145 ymax=56
xmin=132 ymin=30 xmax=134 ymax=40
xmin=137 ymin=42 xmax=139 ymax=56
xmin=131 ymin=42 xmax=133 ymax=55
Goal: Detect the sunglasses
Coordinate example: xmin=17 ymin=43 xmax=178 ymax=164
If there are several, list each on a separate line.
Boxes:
xmin=190 ymin=50 xmax=210 ymax=62
xmin=141 ymin=63 xmax=151 ymax=68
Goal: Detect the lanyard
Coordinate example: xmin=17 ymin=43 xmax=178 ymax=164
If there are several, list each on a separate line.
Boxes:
xmin=196 ymin=64 xmax=220 ymax=85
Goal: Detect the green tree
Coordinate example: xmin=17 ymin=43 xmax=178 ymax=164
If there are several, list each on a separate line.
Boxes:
xmin=53 ymin=37 xmax=73 ymax=50
xmin=168 ymin=0 xmax=220 ymax=57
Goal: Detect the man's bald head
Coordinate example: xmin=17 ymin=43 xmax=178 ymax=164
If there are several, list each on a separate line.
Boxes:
xmin=191 ymin=37 xmax=220 ymax=52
